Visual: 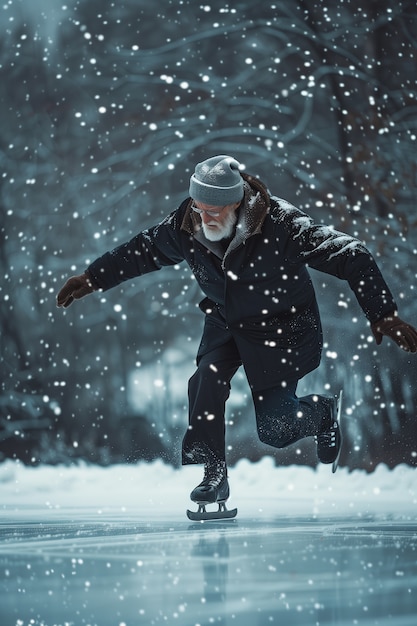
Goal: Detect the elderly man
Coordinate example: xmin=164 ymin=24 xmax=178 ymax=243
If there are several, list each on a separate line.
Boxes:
xmin=57 ymin=155 xmax=417 ymax=520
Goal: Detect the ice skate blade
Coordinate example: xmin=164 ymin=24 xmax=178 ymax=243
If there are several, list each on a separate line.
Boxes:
xmin=186 ymin=501 xmax=238 ymax=522
xmin=332 ymin=389 xmax=343 ymax=474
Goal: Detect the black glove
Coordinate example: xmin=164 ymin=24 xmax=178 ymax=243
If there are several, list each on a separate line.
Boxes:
xmin=371 ymin=313 xmax=417 ymax=353
xmin=56 ymin=272 xmax=96 ymax=308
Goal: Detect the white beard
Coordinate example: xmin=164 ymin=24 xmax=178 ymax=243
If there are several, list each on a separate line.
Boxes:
xmin=202 ymin=210 xmax=238 ymax=242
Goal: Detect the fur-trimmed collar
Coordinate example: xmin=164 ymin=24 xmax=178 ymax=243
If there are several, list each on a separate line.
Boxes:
xmin=181 ymin=172 xmax=270 ymax=267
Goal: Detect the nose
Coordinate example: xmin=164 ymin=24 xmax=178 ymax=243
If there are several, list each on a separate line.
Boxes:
xmin=201 ymin=211 xmax=217 ymax=223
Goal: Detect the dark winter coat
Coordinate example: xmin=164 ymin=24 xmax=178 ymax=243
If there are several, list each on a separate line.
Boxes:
xmin=87 ymin=173 xmax=396 ymax=390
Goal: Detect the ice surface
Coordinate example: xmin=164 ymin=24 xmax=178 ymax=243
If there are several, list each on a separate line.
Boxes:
xmin=1 ymin=459 xmax=417 ymax=625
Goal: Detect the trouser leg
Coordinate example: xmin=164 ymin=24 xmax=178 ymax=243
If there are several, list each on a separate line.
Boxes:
xmin=182 ymin=339 xmax=241 ymax=465
xmin=253 ymin=383 xmax=332 ymax=449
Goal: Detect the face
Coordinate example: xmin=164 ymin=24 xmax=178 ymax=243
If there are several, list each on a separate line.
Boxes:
xmin=192 ymin=201 xmax=240 ymax=241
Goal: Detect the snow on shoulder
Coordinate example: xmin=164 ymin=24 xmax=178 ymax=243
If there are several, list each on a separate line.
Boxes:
xmin=271 ymin=196 xmax=368 ymax=261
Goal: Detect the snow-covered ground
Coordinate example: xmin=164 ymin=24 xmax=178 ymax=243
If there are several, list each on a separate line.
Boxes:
xmin=1 ymin=457 xmax=416 ymax=518
xmin=1 ymin=460 xmax=417 ymax=626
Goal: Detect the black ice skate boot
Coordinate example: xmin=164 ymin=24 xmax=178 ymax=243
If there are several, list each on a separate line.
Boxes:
xmin=187 ymin=460 xmax=237 ymax=521
xmin=314 ymin=391 xmax=343 ymax=472
xmin=190 ymin=460 xmax=229 ymax=505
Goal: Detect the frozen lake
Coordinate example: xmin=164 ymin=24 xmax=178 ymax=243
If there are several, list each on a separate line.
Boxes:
xmin=1 ymin=508 xmax=417 ymax=626
xmin=1 ymin=459 xmax=417 ymax=625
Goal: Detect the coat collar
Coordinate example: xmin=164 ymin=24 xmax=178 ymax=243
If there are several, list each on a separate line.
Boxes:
xmin=181 ymin=172 xmax=270 ymax=266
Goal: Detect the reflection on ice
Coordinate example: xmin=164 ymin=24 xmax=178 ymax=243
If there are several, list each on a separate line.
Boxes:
xmin=190 ymin=529 xmax=229 ymax=606
xmin=1 ymin=514 xmax=417 ymax=625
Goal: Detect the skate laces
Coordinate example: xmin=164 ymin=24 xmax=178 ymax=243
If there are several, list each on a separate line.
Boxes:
xmin=315 ymin=422 xmax=337 ymax=447
xmin=202 ymin=462 xmax=226 ymax=487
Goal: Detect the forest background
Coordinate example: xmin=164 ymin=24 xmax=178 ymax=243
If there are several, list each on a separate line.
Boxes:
xmin=1 ymin=0 xmax=416 ymax=470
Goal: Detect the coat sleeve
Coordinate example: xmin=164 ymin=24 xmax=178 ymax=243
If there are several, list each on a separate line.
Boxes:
xmin=86 ymin=209 xmax=186 ymax=291
xmin=276 ymin=200 xmax=397 ymax=323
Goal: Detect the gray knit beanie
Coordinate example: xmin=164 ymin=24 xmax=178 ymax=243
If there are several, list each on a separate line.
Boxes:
xmin=189 ymin=155 xmax=244 ymax=206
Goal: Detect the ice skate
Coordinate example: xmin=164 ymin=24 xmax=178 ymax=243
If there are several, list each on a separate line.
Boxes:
xmin=315 ymin=390 xmax=343 ymax=473
xmin=186 ymin=461 xmax=237 ymax=521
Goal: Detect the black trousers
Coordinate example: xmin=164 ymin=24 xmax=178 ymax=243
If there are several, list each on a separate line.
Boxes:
xmin=182 ymin=330 xmax=331 ymax=465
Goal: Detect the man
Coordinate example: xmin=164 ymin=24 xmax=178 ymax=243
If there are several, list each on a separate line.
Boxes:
xmin=57 ymin=155 xmax=417 ymax=517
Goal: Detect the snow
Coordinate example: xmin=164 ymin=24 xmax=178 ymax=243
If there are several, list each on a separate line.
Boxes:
xmin=2 ymin=1 xmax=417 ymax=622
xmin=2 ymin=458 xmax=416 ymax=520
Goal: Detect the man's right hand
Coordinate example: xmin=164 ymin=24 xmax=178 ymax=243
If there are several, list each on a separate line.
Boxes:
xmin=56 ymin=273 xmax=96 ymax=308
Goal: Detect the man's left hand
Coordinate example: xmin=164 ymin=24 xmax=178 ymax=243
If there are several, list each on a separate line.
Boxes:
xmin=371 ymin=314 xmax=417 ymax=353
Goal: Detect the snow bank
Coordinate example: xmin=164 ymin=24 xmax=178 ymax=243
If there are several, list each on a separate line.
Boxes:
xmin=1 ymin=458 xmax=416 ymax=520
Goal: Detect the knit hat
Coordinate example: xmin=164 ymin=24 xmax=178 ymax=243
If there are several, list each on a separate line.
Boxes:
xmin=189 ymin=155 xmax=244 ymax=206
